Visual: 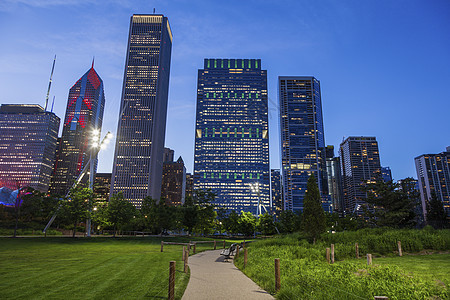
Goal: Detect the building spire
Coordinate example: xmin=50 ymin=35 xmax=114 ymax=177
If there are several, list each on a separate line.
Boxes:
xmin=91 ymin=56 xmax=95 ymax=69
xmin=44 ymin=55 xmax=56 ymax=111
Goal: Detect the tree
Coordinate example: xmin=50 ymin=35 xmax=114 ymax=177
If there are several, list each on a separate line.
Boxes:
xmin=277 ymin=210 xmax=302 ymax=233
xmin=221 ymin=210 xmax=240 ymax=235
xmin=257 ymin=212 xmax=277 ymax=235
xmin=193 ymin=190 xmax=216 ymax=235
xmin=105 ymin=192 xmax=136 ymax=237
xmin=238 ymin=211 xmax=257 ymax=236
xmin=140 ymin=197 xmax=176 ymax=234
xmin=426 ymin=192 xmax=448 ymax=229
xmin=59 ymin=184 xmax=92 ymax=237
xmin=180 ymin=196 xmax=198 ymax=234
xmin=364 ymin=177 xmax=417 ymax=228
xmin=302 ymin=174 xmax=326 ymax=242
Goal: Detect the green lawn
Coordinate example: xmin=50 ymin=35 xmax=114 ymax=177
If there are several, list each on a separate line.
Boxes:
xmin=0 ymin=237 xmax=230 ymax=299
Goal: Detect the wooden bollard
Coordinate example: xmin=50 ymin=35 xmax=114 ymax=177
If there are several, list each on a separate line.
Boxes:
xmin=244 ymin=248 xmax=248 ymax=268
xmin=367 ymin=254 xmax=373 ymax=265
xmin=355 ymin=243 xmax=359 ymax=259
xmin=243 ymin=240 xmax=246 ymax=248
xmin=326 ymin=248 xmax=330 ymax=264
xmin=193 ymin=243 xmax=196 ymax=254
xmin=331 ymin=244 xmax=335 ymax=264
xmin=223 ymin=240 xmax=226 ymax=248
xmin=182 ymin=246 xmax=186 ymax=261
xmin=398 ymin=241 xmax=402 ymax=257
xmin=214 ymin=240 xmax=217 ymax=250
xmin=184 ymin=249 xmax=189 ymax=273
xmin=161 ymin=241 xmax=164 ymax=252
xmin=275 ymin=258 xmax=281 ymax=292
xmin=168 ymin=261 xmax=176 ymax=300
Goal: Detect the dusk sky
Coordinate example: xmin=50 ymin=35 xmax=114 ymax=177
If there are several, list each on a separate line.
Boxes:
xmin=0 ymin=0 xmax=449 ymax=180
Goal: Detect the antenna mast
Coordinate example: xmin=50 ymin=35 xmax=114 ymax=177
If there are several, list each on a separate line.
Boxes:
xmin=44 ymin=55 xmax=56 ymax=111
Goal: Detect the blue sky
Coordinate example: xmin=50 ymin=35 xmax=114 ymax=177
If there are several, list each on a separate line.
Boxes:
xmin=0 ymin=0 xmax=449 ymax=180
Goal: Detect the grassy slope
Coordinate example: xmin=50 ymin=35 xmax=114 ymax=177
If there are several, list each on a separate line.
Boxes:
xmin=0 ymin=237 xmax=228 ymax=299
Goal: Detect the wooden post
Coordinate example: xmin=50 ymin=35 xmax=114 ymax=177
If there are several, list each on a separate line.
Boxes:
xmin=398 ymin=241 xmax=402 ymax=257
xmin=326 ymin=248 xmax=330 ymax=264
xmin=184 ymin=249 xmax=189 ymax=273
xmin=331 ymin=244 xmax=335 ymax=264
xmin=193 ymin=243 xmax=196 ymax=254
xmin=367 ymin=254 xmax=372 ymax=265
xmin=223 ymin=240 xmax=226 ymax=248
xmin=243 ymin=240 xmax=246 ymax=248
xmin=214 ymin=240 xmax=217 ymax=250
xmin=182 ymin=246 xmax=186 ymax=261
xmin=275 ymin=258 xmax=281 ymax=292
xmin=244 ymin=248 xmax=248 ymax=268
xmin=168 ymin=261 xmax=176 ymax=300
xmin=355 ymin=243 xmax=359 ymax=259
xmin=161 ymin=241 xmax=164 ymax=252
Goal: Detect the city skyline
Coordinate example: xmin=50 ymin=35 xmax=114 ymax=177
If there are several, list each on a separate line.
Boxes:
xmin=1 ymin=1 xmax=449 ymax=181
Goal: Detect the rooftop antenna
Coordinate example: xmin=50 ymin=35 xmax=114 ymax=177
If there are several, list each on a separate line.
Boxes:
xmin=50 ymin=96 xmax=55 ymax=113
xmin=44 ymin=55 xmax=56 ymax=111
xmin=153 ymin=8 xmax=155 ymax=14
xmin=91 ymin=56 xmax=95 ymax=68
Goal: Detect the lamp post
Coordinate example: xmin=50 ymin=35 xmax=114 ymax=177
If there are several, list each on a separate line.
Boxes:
xmin=86 ymin=129 xmax=112 ymax=237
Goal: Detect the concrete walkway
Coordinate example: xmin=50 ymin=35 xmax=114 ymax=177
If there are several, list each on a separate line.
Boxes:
xmin=182 ymin=249 xmax=274 ymax=300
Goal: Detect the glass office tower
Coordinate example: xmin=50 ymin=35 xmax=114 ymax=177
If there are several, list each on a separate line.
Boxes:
xmin=0 ymin=104 xmax=60 ymax=192
xmin=194 ymin=58 xmax=270 ymax=214
xmin=50 ymin=65 xmax=105 ymax=195
xmin=340 ymin=136 xmax=381 ymax=215
xmin=111 ymin=14 xmax=172 ymax=208
xmin=279 ymin=76 xmax=327 ymax=213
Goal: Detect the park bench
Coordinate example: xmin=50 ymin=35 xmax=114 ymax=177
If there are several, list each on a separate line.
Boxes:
xmin=220 ymin=243 xmax=240 ymax=262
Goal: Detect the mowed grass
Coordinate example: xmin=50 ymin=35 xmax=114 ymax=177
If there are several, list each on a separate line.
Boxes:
xmin=0 ymin=237 xmax=227 ymax=299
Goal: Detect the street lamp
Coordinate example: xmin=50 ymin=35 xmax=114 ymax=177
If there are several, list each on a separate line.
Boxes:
xmin=86 ymin=129 xmax=112 ymax=237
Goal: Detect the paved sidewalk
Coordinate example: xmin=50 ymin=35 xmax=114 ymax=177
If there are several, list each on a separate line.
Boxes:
xmin=182 ymin=249 xmax=274 ymax=300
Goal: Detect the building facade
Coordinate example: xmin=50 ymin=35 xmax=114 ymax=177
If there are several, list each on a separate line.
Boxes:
xmin=340 ymin=136 xmax=382 ymax=215
xmin=325 ymin=145 xmax=343 ymax=214
xmin=194 ymin=58 xmax=270 ymax=214
xmin=0 ymin=104 xmax=60 ymax=192
xmin=279 ymin=76 xmax=327 ymax=213
xmin=185 ymin=173 xmax=193 ymax=199
xmin=111 ymin=14 xmax=172 ymax=208
xmin=161 ymin=156 xmax=186 ymax=206
xmin=50 ymin=65 xmax=105 ymax=196
xmin=381 ymin=166 xmax=393 ymax=182
xmin=271 ymin=169 xmax=283 ymax=216
xmin=415 ymin=148 xmax=450 ymax=218
xmin=94 ymin=173 xmax=111 ymax=203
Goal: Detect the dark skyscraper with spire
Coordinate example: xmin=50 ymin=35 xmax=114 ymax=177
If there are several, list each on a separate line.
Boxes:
xmin=194 ymin=58 xmax=270 ymax=214
xmin=111 ymin=14 xmax=172 ymax=208
xmin=50 ymin=63 xmax=105 ymax=195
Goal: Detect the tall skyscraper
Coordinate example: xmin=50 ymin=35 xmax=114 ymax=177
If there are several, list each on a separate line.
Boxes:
xmin=194 ymin=58 xmax=270 ymax=214
xmin=279 ymin=76 xmax=327 ymax=213
xmin=50 ymin=65 xmax=105 ymax=196
xmin=161 ymin=156 xmax=186 ymax=206
xmin=381 ymin=166 xmax=393 ymax=182
xmin=0 ymin=104 xmax=60 ymax=192
xmin=94 ymin=173 xmax=111 ymax=203
xmin=185 ymin=173 xmax=193 ymax=199
xmin=340 ymin=136 xmax=382 ymax=215
xmin=271 ymin=169 xmax=283 ymax=216
xmin=326 ymin=145 xmax=343 ymax=214
xmin=111 ymin=14 xmax=172 ymax=208
xmin=415 ymin=148 xmax=450 ymax=218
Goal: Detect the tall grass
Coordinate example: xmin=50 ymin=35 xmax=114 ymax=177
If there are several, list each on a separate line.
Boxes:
xmin=235 ymin=229 xmax=450 ymax=299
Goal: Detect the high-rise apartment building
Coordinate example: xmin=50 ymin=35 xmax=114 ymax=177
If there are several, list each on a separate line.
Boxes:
xmin=94 ymin=173 xmax=111 ymax=203
xmin=271 ymin=169 xmax=283 ymax=216
xmin=161 ymin=156 xmax=186 ymax=206
xmin=340 ymin=136 xmax=381 ymax=215
xmin=415 ymin=148 xmax=450 ymax=218
xmin=326 ymin=145 xmax=343 ymax=214
xmin=194 ymin=58 xmax=270 ymax=214
xmin=185 ymin=173 xmax=193 ymax=199
xmin=163 ymin=147 xmax=174 ymax=163
xmin=381 ymin=166 xmax=393 ymax=182
xmin=111 ymin=14 xmax=172 ymax=208
xmin=279 ymin=76 xmax=327 ymax=213
xmin=50 ymin=65 xmax=105 ymax=196
xmin=0 ymin=104 xmax=60 ymax=192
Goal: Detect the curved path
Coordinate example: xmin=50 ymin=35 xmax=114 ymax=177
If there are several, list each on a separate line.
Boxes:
xmin=182 ymin=249 xmax=274 ymax=300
